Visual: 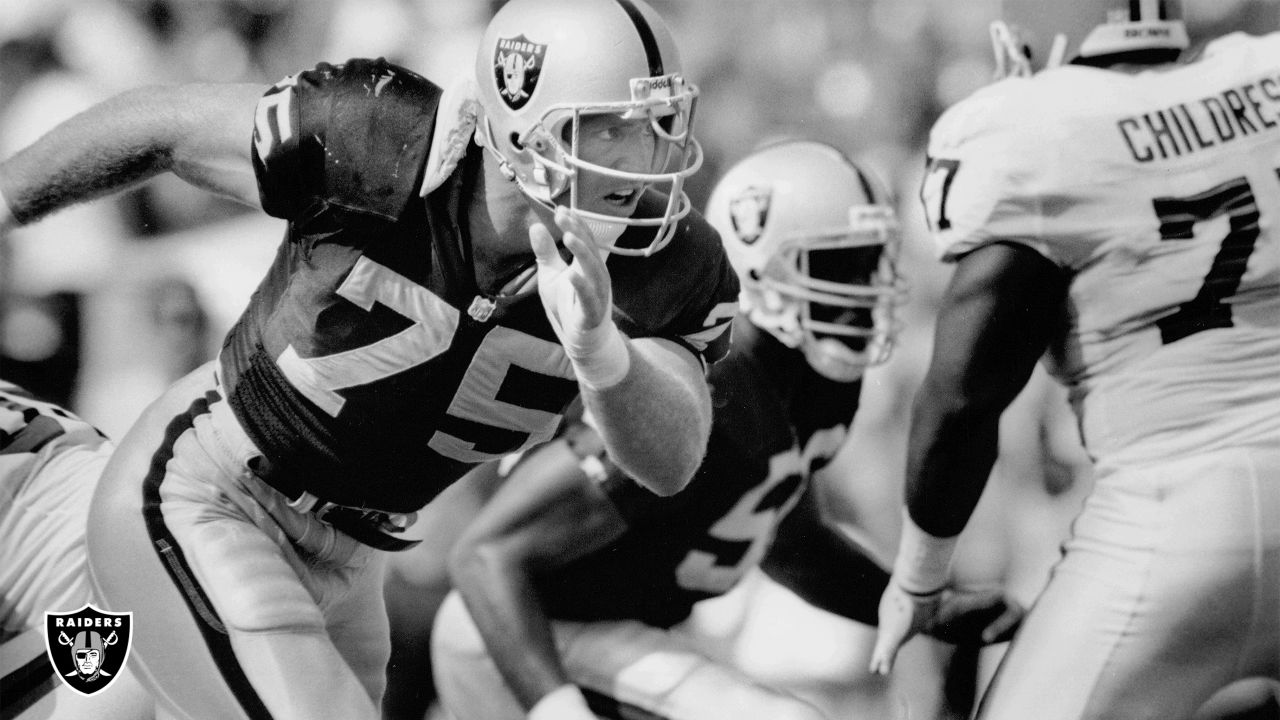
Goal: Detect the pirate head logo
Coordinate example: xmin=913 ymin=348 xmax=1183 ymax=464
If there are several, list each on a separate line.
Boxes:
xmin=45 ymin=604 xmax=133 ymax=696
xmin=729 ymin=185 xmax=773 ymax=245
xmin=493 ymin=34 xmax=547 ymax=110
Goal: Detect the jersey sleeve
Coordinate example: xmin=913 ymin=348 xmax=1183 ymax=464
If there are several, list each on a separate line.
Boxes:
xmin=0 ymin=382 xmax=109 ymax=454
xmin=251 ymin=58 xmax=440 ymax=223
xmin=670 ymin=229 xmax=739 ymax=366
xmin=919 ymin=80 xmax=1070 ymax=266
xmin=609 ymin=209 xmax=740 ymax=367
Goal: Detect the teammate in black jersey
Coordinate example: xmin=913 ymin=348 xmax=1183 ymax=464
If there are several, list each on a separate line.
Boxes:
xmin=0 ymin=1 xmax=736 ymax=718
xmin=429 ymin=141 xmax=1024 ymax=720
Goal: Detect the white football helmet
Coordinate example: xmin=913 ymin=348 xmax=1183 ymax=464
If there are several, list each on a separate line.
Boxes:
xmin=706 ymin=141 xmax=905 ymax=382
xmin=992 ymin=0 xmax=1188 ymax=79
xmin=475 ymin=0 xmax=702 ymax=256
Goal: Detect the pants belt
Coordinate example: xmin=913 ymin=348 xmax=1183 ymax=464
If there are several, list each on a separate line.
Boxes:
xmin=313 ymin=503 xmax=421 ymax=552
xmin=248 ymin=458 xmax=421 ymax=553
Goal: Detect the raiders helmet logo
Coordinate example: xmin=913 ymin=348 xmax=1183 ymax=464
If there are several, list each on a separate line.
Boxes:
xmin=494 ymin=35 xmax=547 ymax=110
xmin=729 ymin=186 xmax=772 ymax=245
xmin=44 ymin=604 xmax=133 ymax=696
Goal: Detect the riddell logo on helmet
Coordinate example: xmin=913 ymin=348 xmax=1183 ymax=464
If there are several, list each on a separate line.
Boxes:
xmin=729 ymin=186 xmax=772 ymax=245
xmin=630 ymin=74 xmax=678 ymax=102
xmin=44 ymin=604 xmax=134 ymax=696
xmin=494 ymin=35 xmax=547 ymax=110
xmin=1125 ymin=27 xmax=1174 ymax=38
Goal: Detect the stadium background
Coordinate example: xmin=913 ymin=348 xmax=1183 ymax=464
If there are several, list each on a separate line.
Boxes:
xmin=0 ymin=1 xmax=1275 ymax=718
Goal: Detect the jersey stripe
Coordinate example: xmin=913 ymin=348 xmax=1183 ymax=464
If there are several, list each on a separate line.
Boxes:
xmin=682 ymin=320 xmax=731 ymax=352
xmin=614 ymin=0 xmax=663 ymax=76
xmin=0 ymin=630 xmax=57 ymax=720
xmin=253 ymin=88 xmax=294 ymax=165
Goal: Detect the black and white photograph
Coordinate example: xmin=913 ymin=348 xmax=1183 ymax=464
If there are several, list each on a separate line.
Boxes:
xmin=1 ymin=1 xmax=1278 ymax=719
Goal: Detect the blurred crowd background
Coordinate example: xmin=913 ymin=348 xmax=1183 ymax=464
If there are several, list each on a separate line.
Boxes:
xmin=1 ymin=1 xmax=1276 ymax=719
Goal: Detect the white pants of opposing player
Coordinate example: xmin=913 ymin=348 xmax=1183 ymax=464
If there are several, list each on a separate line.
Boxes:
xmin=431 ymin=591 xmax=829 ymax=720
xmin=85 ymin=362 xmax=389 ymax=720
xmin=0 ymin=385 xmax=154 ymax=719
xmin=976 ymin=445 xmax=1280 ymax=720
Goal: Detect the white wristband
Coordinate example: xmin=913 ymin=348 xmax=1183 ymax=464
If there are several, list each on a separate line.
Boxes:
xmin=892 ymin=508 xmax=958 ymax=595
xmin=0 ymin=187 xmax=13 ymax=230
xmin=569 ymin=320 xmax=631 ymax=391
xmin=528 ymin=684 xmax=594 ymax=720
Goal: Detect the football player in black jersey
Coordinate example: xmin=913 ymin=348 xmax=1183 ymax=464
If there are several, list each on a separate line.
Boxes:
xmin=429 ymin=141 xmax=1024 ymax=720
xmin=0 ymin=1 xmax=737 ymax=718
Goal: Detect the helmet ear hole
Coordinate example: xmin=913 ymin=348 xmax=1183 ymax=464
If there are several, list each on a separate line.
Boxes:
xmin=509 ymin=132 xmax=525 ymax=151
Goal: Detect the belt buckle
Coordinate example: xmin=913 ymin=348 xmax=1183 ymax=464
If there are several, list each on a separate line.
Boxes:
xmin=312 ymin=502 xmax=421 ymax=551
xmin=286 ymin=490 xmax=321 ymax=514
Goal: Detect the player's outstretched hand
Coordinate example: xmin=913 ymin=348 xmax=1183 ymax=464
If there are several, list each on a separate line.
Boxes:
xmin=923 ymin=587 xmax=1024 ymax=646
xmin=530 ymin=207 xmax=629 ymax=390
xmin=530 ymin=206 xmax=612 ymax=335
xmin=868 ymin=581 xmax=942 ymax=676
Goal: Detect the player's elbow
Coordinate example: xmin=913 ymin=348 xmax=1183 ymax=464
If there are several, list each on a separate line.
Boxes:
xmin=630 ymin=397 xmax=709 ymax=496
xmin=634 ymin=466 xmax=693 ymax=498
xmin=625 ymin=429 xmax=705 ymax=497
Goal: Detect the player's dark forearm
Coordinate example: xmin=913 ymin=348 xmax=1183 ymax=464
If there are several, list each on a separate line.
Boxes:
xmin=903 ymin=392 xmax=1002 ymax=539
xmin=902 ymin=244 xmax=1064 ymax=537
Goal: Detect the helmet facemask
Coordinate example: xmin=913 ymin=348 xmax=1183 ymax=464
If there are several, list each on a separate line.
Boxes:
xmin=745 ymin=206 xmax=905 ymax=382
xmin=481 ymin=73 xmax=703 ymax=256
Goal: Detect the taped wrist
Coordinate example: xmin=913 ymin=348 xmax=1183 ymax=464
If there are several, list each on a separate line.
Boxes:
xmin=892 ymin=507 xmax=958 ymax=595
xmin=528 ymin=684 xmax=592 ymax=720
xmin=0 ymin=188 xmax=13 ymax=229
xmin=566 ymin=320 xmax=630 ymax=391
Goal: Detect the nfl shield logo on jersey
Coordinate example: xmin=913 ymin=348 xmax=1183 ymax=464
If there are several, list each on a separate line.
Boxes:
xmin=729 ymin=186 xmax=772 ymax=245
xmin=44 ymin=604 xmax=133 ymax=696
xmin=493 ymin=34 xmax=546 ymax=110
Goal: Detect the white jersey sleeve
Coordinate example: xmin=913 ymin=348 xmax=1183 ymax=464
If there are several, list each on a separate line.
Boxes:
xmin=920 ymin=78 xmax=1091 ymax=267
xmin=919 ymin=32 xmax=1280 ymax=467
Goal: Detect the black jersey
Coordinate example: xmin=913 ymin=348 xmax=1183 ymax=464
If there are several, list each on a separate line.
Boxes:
xmin=538 ymin=317 xmax=862 ymax=628
xmin=220 ymin=59 xmax=738 ymax=513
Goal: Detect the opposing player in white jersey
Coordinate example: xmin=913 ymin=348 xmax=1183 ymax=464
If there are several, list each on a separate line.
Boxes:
xmin=0 ymin=382 xmax=153 ymax=718
xmin=869 ymin=1 xmax=1280 ymax=718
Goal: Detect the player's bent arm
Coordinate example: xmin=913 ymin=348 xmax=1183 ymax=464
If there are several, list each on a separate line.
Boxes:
xmin=873 ymin=242 xmax=1066 ymax=674
xmin=761 ymin=484 xmax=890 ymax=626
xmin=904 ymin=241 xmax=1066 ymax=539
xmin=446 ymin=436 xmax=630 ymax=713
xmin=580 ymin=335 xmax=711 ymax=497
xmin=0 ymin=82 xmax=264 ymax=228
